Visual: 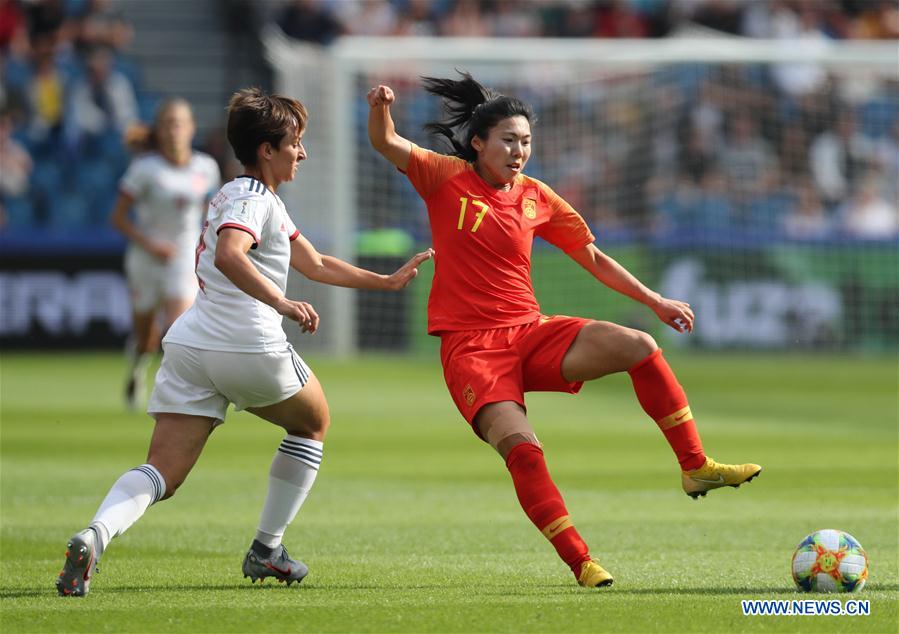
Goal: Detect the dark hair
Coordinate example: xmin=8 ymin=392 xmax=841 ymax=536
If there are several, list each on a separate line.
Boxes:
xmin=422 ymin=71 xmax=534 ymax=162
xmin=227 ymin=87 xmax=308 ymax=166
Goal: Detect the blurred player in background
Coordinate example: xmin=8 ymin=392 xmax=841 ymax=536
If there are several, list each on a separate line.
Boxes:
xmin=367 ymin=73 xmax=761 ymax=588
xmin=57 ymin=87 xmax=433 ymax=597
xmin=110 ymin=98 xmax=220 ymax=410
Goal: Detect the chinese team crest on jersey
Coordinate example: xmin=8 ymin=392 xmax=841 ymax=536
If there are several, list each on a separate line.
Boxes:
xmin=522 ymin=198 xmax=537 ymax=219
xmin=462 ymin=384 xmax=476 ymax=406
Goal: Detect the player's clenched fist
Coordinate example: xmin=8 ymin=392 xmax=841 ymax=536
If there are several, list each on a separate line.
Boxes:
xmin=367 ymin=85 xmax=395 ymax=107
xmin=651 ymin=297 xmax=695 ymax=333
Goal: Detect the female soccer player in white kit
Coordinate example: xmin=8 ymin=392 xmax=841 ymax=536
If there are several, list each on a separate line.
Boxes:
xmin=110 ymin=98 xmax=221 ymax=409
xmin=57 ymin=87 xmax=433 ymax=596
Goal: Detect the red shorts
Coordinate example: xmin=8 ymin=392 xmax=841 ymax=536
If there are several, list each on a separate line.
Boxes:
xmin=439 ymin=315 xmax=590 ymax=431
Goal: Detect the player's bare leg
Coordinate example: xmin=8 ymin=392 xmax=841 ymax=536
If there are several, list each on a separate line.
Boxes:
xmin=561 ymin=321 xmax=656 ymax=381
xmin=145 ymin=414 xmax=217 ymax=499
xmin=247 ymin=373 xmax=330 ymax=441
xmin=57 ymin=414 xmax=214 ymax=596
xmin=477 ymin=402 xmax=612 ymax=588
xmin=562 ymin=320 xmax=760 ymax=497
xmin=241 ymin=374 xmax=330 ymax=585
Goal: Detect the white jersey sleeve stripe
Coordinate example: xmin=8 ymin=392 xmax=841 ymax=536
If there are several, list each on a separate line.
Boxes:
xmin=217 ymin=222 xmax=259 ymax=246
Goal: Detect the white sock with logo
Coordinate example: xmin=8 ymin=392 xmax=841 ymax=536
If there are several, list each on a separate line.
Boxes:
xmin=254 ymin=436 xmax=323 ymax=549
xmin=89 ymin=464 xmax=166 ymax=552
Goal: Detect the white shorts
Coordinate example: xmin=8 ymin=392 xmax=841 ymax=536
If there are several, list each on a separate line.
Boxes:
xmin=147 ymin=342 xmax=311 ymax=424
xmin=125 ymin=248 xmax=197 ymax=313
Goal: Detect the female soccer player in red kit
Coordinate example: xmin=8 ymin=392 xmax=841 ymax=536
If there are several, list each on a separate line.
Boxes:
xmin=367 ymin=73 xmax=761 ymax=588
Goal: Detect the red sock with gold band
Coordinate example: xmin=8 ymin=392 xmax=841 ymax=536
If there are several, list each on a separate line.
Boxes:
xmin=628 ymin=348 xmax=706 ymax=471
xmin=505 ymin=443 xmax=591 ymax=574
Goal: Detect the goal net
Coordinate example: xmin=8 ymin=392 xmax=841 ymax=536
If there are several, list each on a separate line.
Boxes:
xmin=266 ymin=32 xmax=898 ymax=356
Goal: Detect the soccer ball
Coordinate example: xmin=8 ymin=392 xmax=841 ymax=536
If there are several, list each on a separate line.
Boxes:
xmin=791 ymin=529 xmax=868 ymax=593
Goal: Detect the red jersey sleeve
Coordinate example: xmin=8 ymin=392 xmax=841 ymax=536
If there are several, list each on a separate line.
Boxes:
xmin=534 ymin=180 xmax=595 ymax=252
xmin=403 ymin=144 xmax=470 ymax=200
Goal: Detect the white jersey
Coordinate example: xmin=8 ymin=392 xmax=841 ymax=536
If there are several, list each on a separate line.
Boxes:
xmin=163 ymin=176 xmax=300 ymax=353
xmin=119 ymin=151 xmax=221 ymax=254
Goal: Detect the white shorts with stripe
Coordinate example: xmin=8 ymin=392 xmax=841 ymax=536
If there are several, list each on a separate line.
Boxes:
xmin=148 ymin=342 xmax=311 ymax=425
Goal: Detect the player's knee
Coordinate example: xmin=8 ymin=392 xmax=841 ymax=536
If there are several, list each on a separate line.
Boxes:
xmin=599 ymin=325 xmax=657 ymax=369
xmin=591 ymin=322 xmax=656 ymax=364
xmin=496 ymin=433 xmax=540 ymax=461
xmin=286 ymin=409 xmax=329 ymax=441
xmin=309 ymin=412 xmax=330 ymax=440
xmin=504 ymin=441 xmax=544 ymax=471
xmin=630 ymin=329 xmax=657 ymax=358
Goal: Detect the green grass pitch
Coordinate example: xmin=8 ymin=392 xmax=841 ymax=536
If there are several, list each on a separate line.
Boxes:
xmin=1 ymin=351 xmax=896 ymax=633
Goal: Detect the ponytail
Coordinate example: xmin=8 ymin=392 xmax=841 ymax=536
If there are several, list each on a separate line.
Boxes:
xmin=423 ymin=71 xmax=534 ymax=162
xmin=123 ymin=122 xmax=152 ymax=154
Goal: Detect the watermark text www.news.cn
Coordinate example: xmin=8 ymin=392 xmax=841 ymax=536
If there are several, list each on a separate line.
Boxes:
xmin=742 ymin=599 xmax=870 ymax=616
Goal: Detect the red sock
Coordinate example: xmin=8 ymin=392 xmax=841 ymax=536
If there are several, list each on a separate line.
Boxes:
xmin=505 ymin=443 xmax=590 ymax=574
xmin=628 ymin=348 xmax=706 ymax=471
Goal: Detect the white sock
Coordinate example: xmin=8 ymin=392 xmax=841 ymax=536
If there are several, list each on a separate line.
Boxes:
xmin=254 ymin=436 xmax=322 ymax=548
xmin=90 ymin=464 xmax=165 ymax=551
xmin=129 ymin=352 xmax=151 ymax=378
xmin=125 ymin=337 xmax=151 ymax=376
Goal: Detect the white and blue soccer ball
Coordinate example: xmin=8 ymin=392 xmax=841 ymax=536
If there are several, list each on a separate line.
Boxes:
xmin=792 ymin=529 xmax=868 ymax=593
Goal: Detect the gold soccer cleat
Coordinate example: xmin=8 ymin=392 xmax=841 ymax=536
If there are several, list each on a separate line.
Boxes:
xmin=682 ymin=457 xmax=761 ymax=499
xmin=577 ymin=559 xmax=614 ymax=588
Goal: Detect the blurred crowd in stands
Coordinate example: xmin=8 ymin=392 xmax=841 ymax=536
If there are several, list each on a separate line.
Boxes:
xmin=1 ymin=0 xmax=897 ymax=244
xmin=642 ymin=71 xmax=898 ymax=242
xmin=272 ymin=0 xmax=899 ymax=41
xmin=0 ymin=0 xmax=146 ymax=235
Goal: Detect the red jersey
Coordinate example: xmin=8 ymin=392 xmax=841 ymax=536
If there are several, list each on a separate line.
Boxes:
xmin=403 ymin=144 xmax=595 ymax=334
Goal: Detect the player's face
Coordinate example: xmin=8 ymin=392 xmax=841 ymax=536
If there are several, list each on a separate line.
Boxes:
xmin=272 ymin=128 xmax=306 ymax=184
xmin=472 ymin=115 xmax=531 ymax=188
xmin=157 ymin=104 xmax=195 ymax=154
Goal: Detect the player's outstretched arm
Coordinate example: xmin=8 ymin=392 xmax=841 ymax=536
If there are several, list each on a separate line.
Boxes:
xmin=291 ymin=233 xmax=433 ymax=290
xmin=567 ymin=243 xmax=694 ymax=333
xmin=367 ymin=85 xmax=413 ymax=172
xmin=216 ymin=228 xmax=319 ymax=332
